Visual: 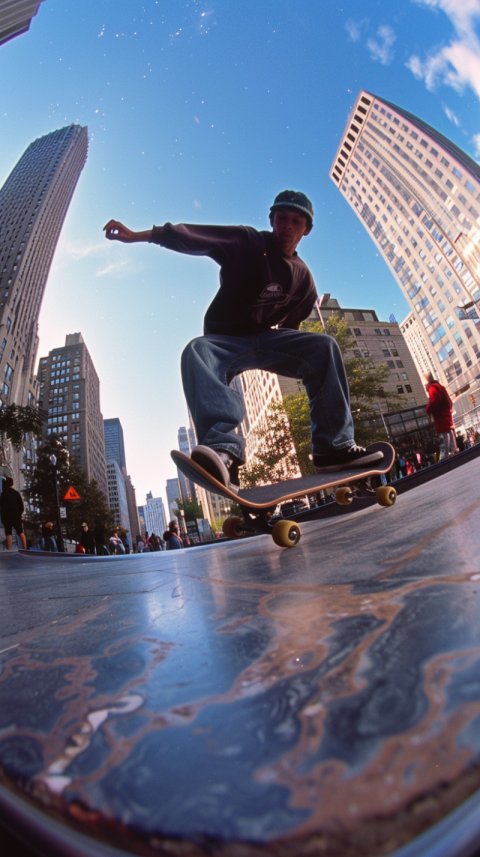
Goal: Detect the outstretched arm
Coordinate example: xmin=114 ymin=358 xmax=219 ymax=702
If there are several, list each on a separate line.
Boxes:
xmin=103 ymin=220 xmax=164 ymax=243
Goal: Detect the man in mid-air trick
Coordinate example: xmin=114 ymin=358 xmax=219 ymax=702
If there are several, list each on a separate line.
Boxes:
xmin=104 ymin=190 xmax=383 ymax=491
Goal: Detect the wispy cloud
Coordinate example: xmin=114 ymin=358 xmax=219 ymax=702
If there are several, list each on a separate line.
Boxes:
xmin=344 ymin=19 xmax=396 ymax=64
xmin=367 ymin=25 xmax=396 ymax=65
xmin=442 ymin=102 xmax=461 ymax=125
xmin=64 ymin=241 xmax=106 ymax=260
xmin=62 ymin=240 xmax=131 ymax=277
xmin=472 ymin=132 xmax=480 ymax=156
xmin=345 ymin=19 xmax=363 ymax=42
xmin=407 ymin=0 xmax=480 ymax=100
xmin=96 ymin=260 xmax=129 ymax=277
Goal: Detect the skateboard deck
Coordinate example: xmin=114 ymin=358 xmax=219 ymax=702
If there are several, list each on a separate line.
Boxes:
xmin=171 ymin=442 xmax=396 ymax=548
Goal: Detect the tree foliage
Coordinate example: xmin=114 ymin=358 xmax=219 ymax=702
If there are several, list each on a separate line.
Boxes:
xmin=0 ymin=404 xmax=43 ymax=455
xmin=240 ymin=400 xmax=301 ymax=487
xmin=174 ymin=498 xmax=204 ymax=521
xmin=25 ymin=436 xmax=114 ymax=539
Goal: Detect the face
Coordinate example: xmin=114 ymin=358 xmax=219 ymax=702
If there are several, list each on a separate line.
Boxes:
xmin=271 ymin=208 xmax=312 ymax=255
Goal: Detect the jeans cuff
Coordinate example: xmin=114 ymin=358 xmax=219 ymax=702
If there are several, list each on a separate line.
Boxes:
xmin=211 ymin=444 xmax=244 ymax=463
xmin=312 ymin=441 xmax=355 ymax=455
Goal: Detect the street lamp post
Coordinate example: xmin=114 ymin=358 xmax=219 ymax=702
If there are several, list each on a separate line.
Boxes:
xmin=49 ymin=454 xmax=64 ymax=552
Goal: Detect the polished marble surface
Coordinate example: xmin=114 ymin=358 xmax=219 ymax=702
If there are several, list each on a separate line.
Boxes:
xmin=1 ymin=460 xmax=480 ymax=856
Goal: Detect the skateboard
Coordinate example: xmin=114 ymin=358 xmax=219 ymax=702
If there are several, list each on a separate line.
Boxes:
xmin=171 ymin=441 xmax=396 ymax=549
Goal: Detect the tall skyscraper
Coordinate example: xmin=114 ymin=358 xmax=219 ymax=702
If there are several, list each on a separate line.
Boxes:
xmin=176 ymin=423 xmax=212 ymax=525
xmin=177 ymin=425 xmax=194 ymax=504
xmin=37 ymin=333 xmax=108 ymax=499
xmin=0 ymin=0 xmax=46 ymax=46
xmin=166 ymin=477 xmax=181 ymax=522
xmin=0 ymin=125 xmax=88 ymax=410
xmin=102 ymin=416 xmax=140 ymax=539
xmin=106 ymin=460 xmax=130 ymax=531
xmin=123 ymin=470 xmax=141 ymax=541
xmin=104 ymin=418 xmax=126 ymax=469
xmin=331 ymin=91 xmax=480 ymax=429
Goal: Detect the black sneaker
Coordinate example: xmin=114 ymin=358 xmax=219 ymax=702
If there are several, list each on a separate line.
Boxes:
xmin=313 ymin=444 xmax=384 ymax=473
xmin=191 ymin=445 xmax=241 ymax=492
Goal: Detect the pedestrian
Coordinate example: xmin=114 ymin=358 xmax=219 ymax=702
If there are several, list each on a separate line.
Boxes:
xmin=104 ymin=190 xmax=385 ymax=489
xmin=143 ymin=531 xmax=151 ymax=552
xmin=424 ymin=372 xmax=458 ymax=457
xmin=149 ymin=532 xmax=161 ymax=551
xmin=0 ymin=476 xmax=27 ymax=550
xmin=79 ymin=523 xmax=96 ymax=555
xmin=163 ymin=520 xmax=183 ymax=550
xmin=136 ymin=534 xmax=145 ymax=553
xmin=94 ymin=521 xmax=110 ymax=556
xmin=41 ymin=521 xmax=58 ymax=552
xmin=109 ymin=534 xmax=125 ymax=554
xmin=456 ymin=433 xmax=466 ymax=452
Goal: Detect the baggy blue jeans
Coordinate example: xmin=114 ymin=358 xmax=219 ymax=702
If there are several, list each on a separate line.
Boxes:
xmin=181 ymin=329 xmax=354 ymax=463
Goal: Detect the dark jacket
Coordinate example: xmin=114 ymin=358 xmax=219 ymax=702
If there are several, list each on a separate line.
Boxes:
xmin=150 ymin=224 xmax=317 ymax=336
xmin=93 ymin=523 xmax=107 ymax=546
xmin=80 ymin=528 xmax=96 ymax=554
xmin=426 ymin=381 xmax=454 ymax=432
xmin=0 ymin=484 xmax=24 ymax=521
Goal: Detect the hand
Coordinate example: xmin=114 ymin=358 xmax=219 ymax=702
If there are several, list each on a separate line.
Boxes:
xmin=103 ymin=220 xmax=136 ymax=242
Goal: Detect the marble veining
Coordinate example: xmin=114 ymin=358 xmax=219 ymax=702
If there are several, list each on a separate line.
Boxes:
xmin=1 ymin=461 xmax=480 ymax=854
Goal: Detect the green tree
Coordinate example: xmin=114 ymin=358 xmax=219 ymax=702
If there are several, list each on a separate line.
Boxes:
xmin=26 ymin=436 xmax=114 ymax=539
xmin=0 ymin=404 xmax=43 ymax=462
xmin=240 ymin=400 xmax=301 ymax=487
xmin=175 ymin=498 xmax=203 ymax=521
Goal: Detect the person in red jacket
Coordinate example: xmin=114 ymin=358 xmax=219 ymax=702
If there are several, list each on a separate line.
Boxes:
xmin=424 ymin=372 xmax=458 ymax=457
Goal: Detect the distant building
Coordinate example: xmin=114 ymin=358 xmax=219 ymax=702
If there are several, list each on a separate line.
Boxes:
xmin=104 ymin=418 xmax=126 ymax=469
xmin=0 ymin=123 xmax=88 ymax=484
xmin=331 ymin=89 xmax=480 ymax=430
xmin=37 ymin=333 xmax=108 ymax=499
xmin=166 ymin=477 xmax=180 ymax=522
xmin=176 ymin=423 xmax=212 ymax=525
xmin=0 ymin=0 xmax=46 ymax=46
xmin=312 ymin=297 xmax=426 ymax=407
xmin=140 ymin=492 xmax=167 ymax=538
xmin=123 ymin=469 xmax=141 ymax=540
xmin=231 ymin=370 xmax=299 ymax=477
xmin=102 ymin=416 xmax=139 ymax=539
xmin=106 ymin=460 xmax=130 ymax=531
xmin=400 ymin=311 xmax=438 ymax=382
xmin=176 ymin=426 xmax=194 ymax=504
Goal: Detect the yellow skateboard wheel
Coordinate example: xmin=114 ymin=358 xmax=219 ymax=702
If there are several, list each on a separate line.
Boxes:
xmin=376 ymin=486 xmax=397 ymax=507
xmin=335 ymin=486 xmax=354 ymax=505
xmin=272 ymin=520 xmax=301 ymax=548
xmin=222 ymin=516 xmax=245 ymax=539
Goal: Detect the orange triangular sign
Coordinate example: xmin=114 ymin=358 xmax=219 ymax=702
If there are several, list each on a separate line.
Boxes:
xmin=64 ymin=486 xmax=81 ymax=500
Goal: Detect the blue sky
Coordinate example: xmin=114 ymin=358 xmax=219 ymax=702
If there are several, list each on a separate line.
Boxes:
xmin=1 ymin=0 xmax=480 ymax=508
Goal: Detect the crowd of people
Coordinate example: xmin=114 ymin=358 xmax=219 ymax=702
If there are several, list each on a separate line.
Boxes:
xmin=25 ymin=520 xmax=189 ymax=554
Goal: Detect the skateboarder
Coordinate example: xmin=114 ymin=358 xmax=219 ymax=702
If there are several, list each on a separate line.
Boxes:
xmin=104 ymin=190 xmax=383 ymax=490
